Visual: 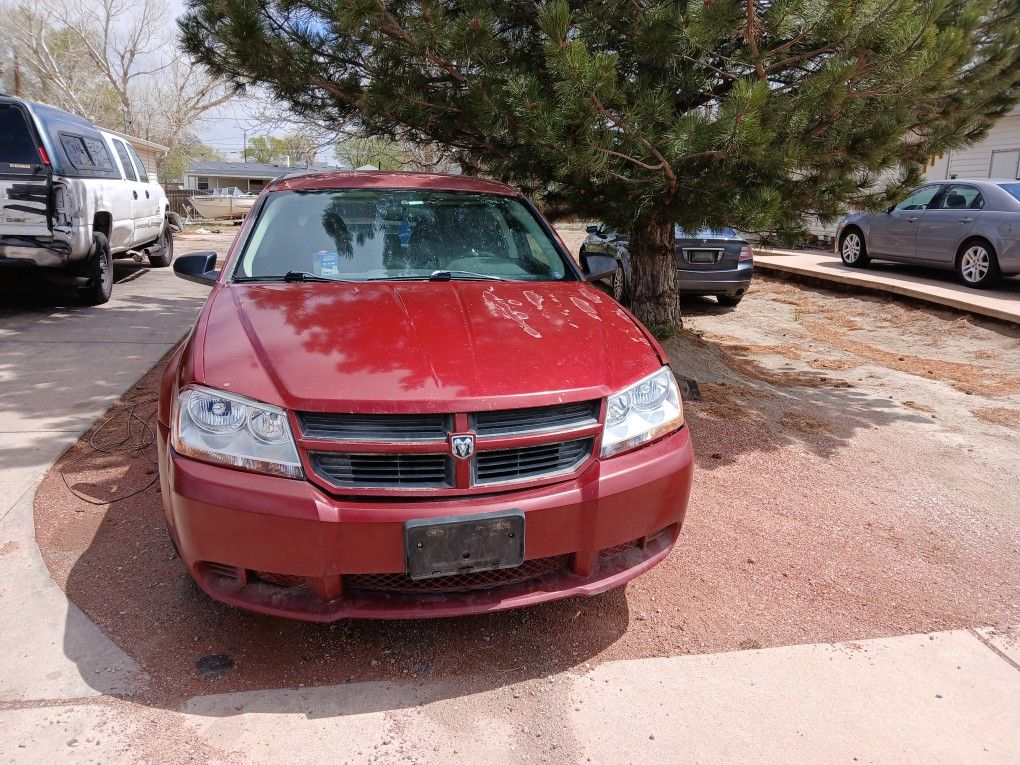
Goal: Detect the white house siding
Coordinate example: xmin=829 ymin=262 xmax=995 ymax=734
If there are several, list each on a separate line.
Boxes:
xmin=927 ymin=108 xmax=1020 ymax=181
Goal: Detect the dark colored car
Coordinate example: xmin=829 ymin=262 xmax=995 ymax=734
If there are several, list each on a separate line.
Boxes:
xmin=159 ymin=171 xmax=694 ymax=621
xmin=580 ymin=225 xmax=754 ymax=308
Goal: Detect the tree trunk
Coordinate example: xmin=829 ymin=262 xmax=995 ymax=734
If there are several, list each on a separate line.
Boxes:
xmin=628 ymin=214 xmax=682 ymax=328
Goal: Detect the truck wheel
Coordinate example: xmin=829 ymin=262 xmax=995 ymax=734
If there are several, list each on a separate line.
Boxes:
xmin=78 ymin=233 xmax=113 ymax=306
xmin=148 ymin=224 xmax=174 ymax=267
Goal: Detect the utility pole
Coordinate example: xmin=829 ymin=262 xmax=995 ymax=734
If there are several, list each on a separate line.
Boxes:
xmin=242 ymin=127 xmax=248 ymax=163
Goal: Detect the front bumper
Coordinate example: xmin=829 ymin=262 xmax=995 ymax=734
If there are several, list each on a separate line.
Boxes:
xmin=676 ymin=261 xmax=753 ymax=296
xmin=158 ymin=425 xmax=694 ymax=620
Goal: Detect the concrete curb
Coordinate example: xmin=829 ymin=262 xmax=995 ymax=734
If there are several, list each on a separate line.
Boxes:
xmin=756 ymin=250 xmax=1020 ymax=325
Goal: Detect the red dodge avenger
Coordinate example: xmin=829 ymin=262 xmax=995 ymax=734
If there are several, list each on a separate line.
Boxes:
xmin=159 ymin=171 xmax=693 ymax=620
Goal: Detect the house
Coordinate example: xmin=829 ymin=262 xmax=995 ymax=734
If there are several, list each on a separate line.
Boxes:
xmin=183 ymin=160 xmax=339 ymax=193
xmin=926 ymin=105 xmax=1020 ymax=181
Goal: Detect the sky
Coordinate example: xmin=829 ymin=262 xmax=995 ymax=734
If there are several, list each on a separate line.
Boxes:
xmin=166 ymin=0 xmax=331 ymax=164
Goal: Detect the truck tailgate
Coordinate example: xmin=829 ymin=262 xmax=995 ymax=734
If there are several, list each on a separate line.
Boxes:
xmin=1 ymin=176 xmax=51 ymax=237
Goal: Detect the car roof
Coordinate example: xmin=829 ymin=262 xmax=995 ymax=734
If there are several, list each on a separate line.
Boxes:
xmin=268 ymin=170 xmax=522 ymax=197
xmin=0 ymin=95 xmax=94 ymax=129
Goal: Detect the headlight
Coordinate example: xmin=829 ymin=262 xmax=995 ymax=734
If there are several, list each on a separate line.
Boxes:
xmin=171 ymin=385 xmax=303 ymax=478
xmin=601 ymin=367 xmax=684 ymax=458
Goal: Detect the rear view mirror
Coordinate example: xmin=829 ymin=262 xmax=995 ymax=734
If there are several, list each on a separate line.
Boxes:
xmin=173 ymin=251 xmax=219 ymax=287
xmin=581 ymin=253 xmax=618 ymax=282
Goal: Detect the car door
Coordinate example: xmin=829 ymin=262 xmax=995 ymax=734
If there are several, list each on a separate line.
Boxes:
xmin=868 ymin=185 xmax=941 ymax=258
xmin=915 ymin=183 xmax=984 ymax=265
xmin=108 ymin=137 xmax=145 ymax=247
xmin=126 ymin=143 xmax=161 ymax=245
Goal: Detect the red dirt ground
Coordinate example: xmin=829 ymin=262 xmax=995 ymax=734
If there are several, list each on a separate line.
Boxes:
xmin=33 ymin=279 xmax=1020 ymax=708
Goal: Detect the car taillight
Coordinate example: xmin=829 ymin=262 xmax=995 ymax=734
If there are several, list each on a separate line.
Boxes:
xmin=38 ymin=146 xmax=50 ymax=166
xmin=739 ymin=244 xmax=753 ymax=261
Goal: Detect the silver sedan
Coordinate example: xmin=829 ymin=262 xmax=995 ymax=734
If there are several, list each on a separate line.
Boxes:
xmin=836 ymin=180 xmax=1020 ymax=288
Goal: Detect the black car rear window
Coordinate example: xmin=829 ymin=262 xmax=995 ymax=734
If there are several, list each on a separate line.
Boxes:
xmin=0 ymin=105 xmax=41 ymax=166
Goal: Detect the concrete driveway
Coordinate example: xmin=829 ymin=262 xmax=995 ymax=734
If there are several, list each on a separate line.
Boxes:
xmin=1 ymin=233 xmax=1018 ymax=764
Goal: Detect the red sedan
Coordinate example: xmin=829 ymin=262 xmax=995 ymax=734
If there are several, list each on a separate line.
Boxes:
xmin=158 ymin=171 xmax=693 ymax=620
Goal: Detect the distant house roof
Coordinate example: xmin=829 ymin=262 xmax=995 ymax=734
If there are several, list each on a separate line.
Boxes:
xmin=185 ymin=160 xmax=339 ymax=179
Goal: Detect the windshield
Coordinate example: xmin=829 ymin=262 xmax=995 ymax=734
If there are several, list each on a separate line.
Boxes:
xmin=234 ymin=189 xmax=571 ymax=282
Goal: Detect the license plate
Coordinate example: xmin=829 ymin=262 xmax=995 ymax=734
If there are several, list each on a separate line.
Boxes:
xmin=405 ymin=510 xmax=525 ymax=580
xmin=685 ymin=249 xmax=718 ymax=264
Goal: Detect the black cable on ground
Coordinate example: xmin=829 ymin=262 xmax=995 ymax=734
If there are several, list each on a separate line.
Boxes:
xmin=59 ymin=396 xmax=160 ymax=506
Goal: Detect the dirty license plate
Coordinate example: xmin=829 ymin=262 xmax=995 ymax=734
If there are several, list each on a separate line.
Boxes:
xmin=405 ymin=510 xmax=525 ymax=580
xmin=685 ymin=249 xmax=718 ymax=264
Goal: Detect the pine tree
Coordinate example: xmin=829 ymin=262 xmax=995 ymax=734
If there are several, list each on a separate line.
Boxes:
xmin=181 ymin=1 xmax=1020 ymax=325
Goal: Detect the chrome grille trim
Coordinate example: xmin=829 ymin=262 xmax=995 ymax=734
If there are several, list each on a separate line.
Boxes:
xmin=297 ymin=412 xmax=450 ymax=441
xmin=475 ymin=438 xmax=594 ymax=484
xmin=310 ymin=452 xmax=453 ymax=489
xmin=473 ymin=400 xmax=599 ymax=437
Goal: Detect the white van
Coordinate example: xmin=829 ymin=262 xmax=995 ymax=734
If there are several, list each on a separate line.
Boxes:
xmin=0 ymin=96 xmax=178 ymax=304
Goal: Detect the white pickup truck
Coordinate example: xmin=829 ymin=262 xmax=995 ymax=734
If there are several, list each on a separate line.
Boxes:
xmin=0 ymin=96 xmax=179 ymax=305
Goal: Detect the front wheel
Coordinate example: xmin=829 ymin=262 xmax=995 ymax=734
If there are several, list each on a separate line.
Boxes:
xmin=148 ymin=224 xmax=174 ymax=267
xmin=839 ymin=228 xmax=870 ymax=268
xmin=78 ymin=233 xmax=113 ymax=306
xmin=957 ymin=240 xmax=1001 ymax=289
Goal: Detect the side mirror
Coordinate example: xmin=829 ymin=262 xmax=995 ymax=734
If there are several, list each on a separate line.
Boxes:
xmin=173 ymin=251 xmax=219 ymax=286
xmin=886 ymin=205 xmax=895 ymax=213
xmin=581 ymin=253 xmax=619 ymax=282
xmin=585 ymin=224 xmax=601 ymax=235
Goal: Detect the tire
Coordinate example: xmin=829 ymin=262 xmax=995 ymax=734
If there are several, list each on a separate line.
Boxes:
xmin=956 ymin=239 xmax=1001 ymax=289
xmin=610 ymin=261 xmax=630 ymax=306
xmin=839 ymin=227 xmax=870 ymax=267
xmin=78 ymin=232 xmax=113 ymax=306
xmin=716 ymin=294 xmax=743 ymax=308
xmin=148 ymin=224 xmax=174 ymax=267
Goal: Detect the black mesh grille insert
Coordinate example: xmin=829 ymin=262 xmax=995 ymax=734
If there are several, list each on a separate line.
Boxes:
xmin=311 ymin=452 xmax=452 ymax=488
xmin=298 ymin=412 xmax=450 ymax=441
xmin=475 ymin=438 xmax=593 ymax=483
xmin=473 ymin=400 xmax=599 ymax=436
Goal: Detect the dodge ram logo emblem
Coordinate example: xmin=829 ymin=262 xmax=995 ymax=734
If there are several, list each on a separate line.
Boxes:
xmin=449 ymin=434 xmax=475 ymax=460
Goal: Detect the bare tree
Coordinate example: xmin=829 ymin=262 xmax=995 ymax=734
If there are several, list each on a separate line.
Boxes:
xmin=0 ymin=0 xmax=237 ymax=155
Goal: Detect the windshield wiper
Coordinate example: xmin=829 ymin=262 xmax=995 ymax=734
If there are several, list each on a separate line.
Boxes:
xmin=427 ymin=270 xmax=508 ymax=282
xmin=282 ymin=271 xmax=348 ymax=283
xmin=234 ymin=271 xmax=353 ymax=283
xmin=361 ymin=271 xmax=508 ymax=282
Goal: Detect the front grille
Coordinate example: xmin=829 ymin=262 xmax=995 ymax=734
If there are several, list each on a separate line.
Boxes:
xmin=475 ymin=437 xmax=593 ymax=484
xmin=345 ymin=555 xmax=570 ymax=594
xmin=297 ymin=412 xmax=449 ymax=441
xmin=311 ymin=452 xmax=452 ymax=488
xmin=474 ymin=400 xmax=599 ymax=436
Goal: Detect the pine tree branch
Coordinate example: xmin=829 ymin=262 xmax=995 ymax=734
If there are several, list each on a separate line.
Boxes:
xmin=590 ymin=93 xmax=677 ymax=195
xmin=745 ymin=0 xmax=768 ymax=81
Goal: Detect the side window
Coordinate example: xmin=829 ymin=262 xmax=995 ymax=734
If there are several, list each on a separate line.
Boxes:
xmin=59 ymin=134 xmax=92 ymax=170
xmin=82 ymin=137 xmax=114 ymax=172
xmin=934 ymin=184 xmax=984 ymax=210
xmin=112 ymin=139 xmax=137 ymax=181
xmin=894 ymin=186 xmax=940 ymax=211
xmin=126 ymin=144 xmax=149 ymax=182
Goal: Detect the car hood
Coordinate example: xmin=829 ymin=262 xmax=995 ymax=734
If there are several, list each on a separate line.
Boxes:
xmin=194 ymin=280 xmax=662 ymax=412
